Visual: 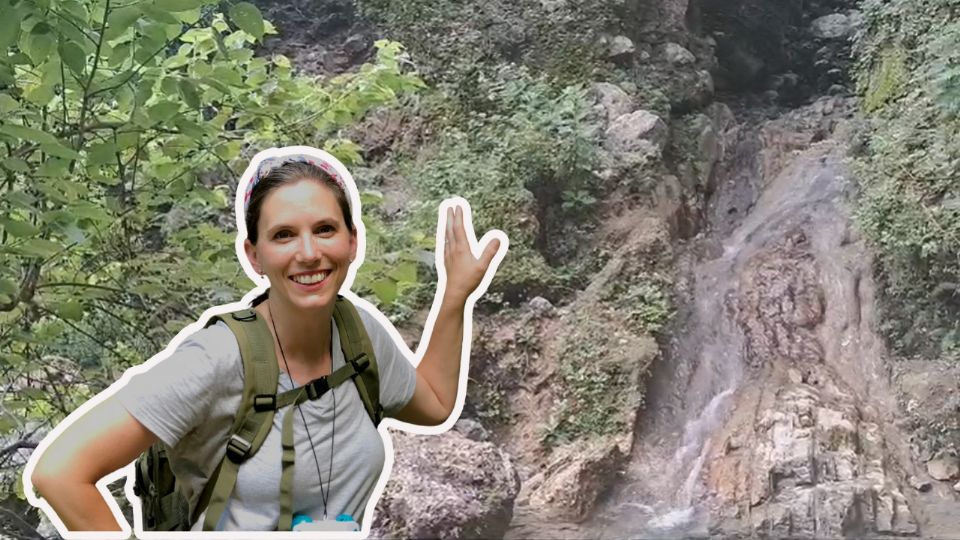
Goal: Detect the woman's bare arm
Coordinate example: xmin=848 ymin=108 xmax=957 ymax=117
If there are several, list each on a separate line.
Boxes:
xmin=395 ymin=203 xmax=504 ymax=426
xmin=31 ymin=396 xmax=159 ymax=531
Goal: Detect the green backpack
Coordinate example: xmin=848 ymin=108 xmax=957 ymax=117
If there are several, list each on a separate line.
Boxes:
xmin=132 ymin=296 xmax=384 ymax=531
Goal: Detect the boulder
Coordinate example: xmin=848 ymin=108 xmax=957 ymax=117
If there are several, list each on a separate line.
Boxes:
xmin=604 ymin=110 xmax=669 ymax=155
xmin=373 ymin=430 xmax=521 ymax=539
xmin=908 ymin=475 xmax=932 ymax=492
xmin=926 ymin=456 xmax=960 ymax=481
xmin=453 ymin=418 xmax=490 ymax=442
xmin=528 ymin=296 xmax=555 ymax=317
xmin=591 ymin=82 xmax=634 ymax=126
xmin=521 ymin=437 xmax=627 ymax=522
xmin=663 ymin=42 xmax=695 ymax=65
xmin=810 ymin=12 xmax=861 ymax=40
xmin=607 ymin=35 xmax=635 ymax=62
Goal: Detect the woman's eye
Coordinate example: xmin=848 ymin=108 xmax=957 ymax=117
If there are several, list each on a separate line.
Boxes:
xmin=315 ymin=225 xmax=335 ymax=234
xmin=274 ymin=230 xmax=292 ymax=239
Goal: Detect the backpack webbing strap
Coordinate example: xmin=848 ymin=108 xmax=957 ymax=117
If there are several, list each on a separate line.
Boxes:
xmin=199 ymin=310 xmax=279 ymax=531
xmin=276 ymin=359 xmax=370 ymax=531
xmin=279 ymin=392 xmax=301 ymax=532
xmin=333 ymin=298 xmax=383 ymax=425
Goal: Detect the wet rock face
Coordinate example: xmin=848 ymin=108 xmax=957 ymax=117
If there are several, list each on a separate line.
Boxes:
xmin=735 ymin=229 xmax=825 ymax=370
xmin=692 ymin=0 xmax=861 ymax=103
xmin=708 ymin=378 xmax=918 ymax=537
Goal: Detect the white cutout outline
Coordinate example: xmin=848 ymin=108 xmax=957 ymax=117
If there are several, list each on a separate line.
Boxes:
xmin=22 ymin=145 xmax=509 ymax=539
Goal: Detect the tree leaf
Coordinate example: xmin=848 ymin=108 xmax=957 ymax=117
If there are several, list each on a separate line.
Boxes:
xmin=40 ymin=141 xmax=81 ymax=160
xmin=147 ymin=100 xmax=181 ymax=123
xmin=56 ymin=300 xmax=84 ymax=321
xmin=212 ymin=65 xmax=243 ymax=86
xmin=0 ymin=277 xmax=17 ymax=296
xmin=24 ymin=81 xmax=57 ymax=106
xmin=143 ymin=2 xmax=182 ymax=23
xmin=0 ymin=123 xmax=57 ymax=146
xmin=178 ymin=77 xmax=201 ymax=109
xmin=0 ymin=8 xmax=20 ymax=52
xmin=0 ymin=218 xmax=39 ymax=238
xmin=1 ymin=158 xmax=30 ymax=172
xmin=21 ymin=22 xmax=55 ymax=66
xmin=0 ymin=93 xmax=18 ymax=114
xmin=105 ymin=5 xmax=142 ymax=41
xmin=155 ymin=0 xmax=202 ymax=12
xmin=58 ymin=37 xmax=86 ymax=77
xmin=87 ymin=142 xmax=117 ymax=166
xmin=370 ymin=279 xmax=397 ymax=305
xmin=0 ymin=412 xmax=18 ymax=436
xmin=5 ymin=191 xmax=36 ymax=210
xmin=228 ymin=2 xmax=264 ymax=40
xmin=173 ymin=117 xmax=204 ymax=138
xmin=89 ymin=69 xmax=135 ymax=94
xmin=14 ymin=238 xmax=63 ymax=258
xmin=37 ymin=157 xmax=70 ymax=177
xmin=388 ymin=262 xmax=418 ymax=284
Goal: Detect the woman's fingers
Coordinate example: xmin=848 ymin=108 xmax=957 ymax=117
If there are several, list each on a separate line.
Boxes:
xmin=480 ymin=238 xmax=501 ymax=269
xmin=445 ymin=207 xmax=456 ymax=249
xmin=454 ymin=206 xmax=468 ymax=246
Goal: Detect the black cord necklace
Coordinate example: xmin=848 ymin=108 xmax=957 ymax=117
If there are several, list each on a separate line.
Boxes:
xmin=268 ymin=304 xmax=336 ymax=521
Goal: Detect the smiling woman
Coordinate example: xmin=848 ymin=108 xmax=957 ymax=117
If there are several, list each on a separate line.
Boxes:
xmin=25 ymin=147 xmax=508 ymax=536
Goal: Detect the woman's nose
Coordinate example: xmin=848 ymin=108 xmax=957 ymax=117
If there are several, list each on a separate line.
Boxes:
xmin=296 ymin=234 xmax=320 ymax=262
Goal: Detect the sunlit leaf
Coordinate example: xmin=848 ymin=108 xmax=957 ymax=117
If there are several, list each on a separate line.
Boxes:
xmin=148 ymin=101 xmax=181 ymax=123
xmin=144 ymin=2 xmax=182 ymax=23
xmin=105 ymin=5 xmax=142 ymax=40
xmin=228 ymin=2 xmax=263 ymax=40
xmin=0 ymin=277 xmax=17 ymax=297
xmin=0 ymin=217 xmax=39 ymax=238
xmin=178 ymin=78 xmax=201 ymax=109
xmin=155 ymin=0 xmax=202 ymax=11
xmin=388 ymin=262 xmax=418 ymax=284
xmin=14 ymin=238 xmax=63 ymax=258
xmin=21 ymin=22 xmax=55 ymax=65
xmin=59 ymin=37 xmax=86 ymax=77
xmin=0 ymin=5 xmax=20 ymax=52
xmin=370 ymin=279 xmax=397 ymax=305
xmin=0 ymin=93 xmax=18 ymax=114
xmin=1 ymin=158 xmax=30 ymax=172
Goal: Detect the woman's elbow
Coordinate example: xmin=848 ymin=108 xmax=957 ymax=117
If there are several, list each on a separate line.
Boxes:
xmin=31 ymin=454 xmax=65 ymax=498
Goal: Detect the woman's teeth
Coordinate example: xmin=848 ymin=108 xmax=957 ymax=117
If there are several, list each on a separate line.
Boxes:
xmin=292 ymin=272 xmax=329 ymax=284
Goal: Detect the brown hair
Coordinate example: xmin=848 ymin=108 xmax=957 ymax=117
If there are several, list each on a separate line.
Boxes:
xmin=244 ymin=160 xmax=354 ymax=245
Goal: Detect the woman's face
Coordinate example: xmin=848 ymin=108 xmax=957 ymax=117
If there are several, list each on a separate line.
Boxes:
xmin=244 ymin=179 xmax=356 ymax=313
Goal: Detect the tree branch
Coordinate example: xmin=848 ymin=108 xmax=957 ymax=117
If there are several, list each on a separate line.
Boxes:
xmin=32 ymin=303 xmax=130 ymax=364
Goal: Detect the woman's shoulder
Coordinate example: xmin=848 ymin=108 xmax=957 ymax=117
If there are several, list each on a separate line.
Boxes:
xmin=142 ymin=319 xmax=243 ymax=380
xmin=349 ymin=300 xmax=398 ymax=341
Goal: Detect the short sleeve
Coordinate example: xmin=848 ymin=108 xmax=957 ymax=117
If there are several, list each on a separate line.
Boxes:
xmin=357 ymin=308 xmax=417 ymax=417
xmin=116 ymin=322 xmax=241 ymax=447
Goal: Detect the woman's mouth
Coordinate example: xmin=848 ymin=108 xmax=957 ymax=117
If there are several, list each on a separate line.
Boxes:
xmin=290 ymin=271 xmax=330 ymax=289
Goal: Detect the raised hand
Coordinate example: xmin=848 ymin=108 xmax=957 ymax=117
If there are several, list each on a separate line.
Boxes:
xmin=438 ymin=200 xmax=506 ymax=303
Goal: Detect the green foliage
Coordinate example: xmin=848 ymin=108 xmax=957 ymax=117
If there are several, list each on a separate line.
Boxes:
xmin=352 ymin=189 xmax=435 ymax=320
xmin=0 ymin=0 xmax=423 ymax=485
xmin=853 ymin=0 xmax=960 ymax=359
xmin=542 ymin=338 xmax=628 ymax=447
xmin=602 ymin=273 xmax=672 ymax=334
xmin=862 ymin=47 xmax=906 ymax=112
xmin=358 ymin=0 xmax=616 ymax=91
xmin=395 ymin=65 xmax=602 ymax=300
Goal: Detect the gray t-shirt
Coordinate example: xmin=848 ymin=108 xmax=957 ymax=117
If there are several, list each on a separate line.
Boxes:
xmin=117 ymin=306 xmax=417 ymax=531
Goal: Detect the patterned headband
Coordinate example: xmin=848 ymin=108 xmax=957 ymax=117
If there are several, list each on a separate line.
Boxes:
xmin=243 ymin=154 xmax=348 ymax=211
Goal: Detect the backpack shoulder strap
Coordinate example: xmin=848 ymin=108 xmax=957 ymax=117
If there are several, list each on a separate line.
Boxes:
xmin=333 ymin=296 xmax=384 ymax=426
xmin=194 ymin=309 xmax=279 ymax=529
